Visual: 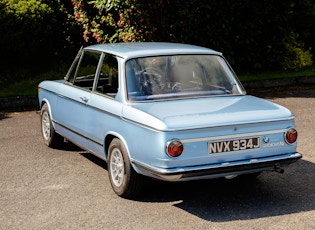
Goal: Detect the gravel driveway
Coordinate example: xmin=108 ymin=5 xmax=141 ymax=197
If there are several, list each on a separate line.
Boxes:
xmin=1 ymin=87 xmax=314 ymax=229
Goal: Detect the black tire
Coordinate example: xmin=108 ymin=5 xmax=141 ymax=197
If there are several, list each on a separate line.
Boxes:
xmin=108 ymin=138 xmax=143 ymax=198
xmin=40 ymin=103 xmax=63 ymax=148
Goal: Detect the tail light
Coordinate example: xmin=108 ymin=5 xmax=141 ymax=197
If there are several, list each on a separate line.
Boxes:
xmin=285 ymin=128 xmax=298 ymax=144
xmin=166 ymin=140 xmax=184 ymax=157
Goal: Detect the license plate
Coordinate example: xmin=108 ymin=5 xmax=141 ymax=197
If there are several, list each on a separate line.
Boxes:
xmin=208 ymin=137 xmax=260 ymax=154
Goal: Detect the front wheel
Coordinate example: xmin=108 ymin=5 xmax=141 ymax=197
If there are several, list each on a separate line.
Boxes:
xmin=40 ymin=103 xmax=63 ymax=148
xmin=108 ymin=138 xmax=143 ymax=198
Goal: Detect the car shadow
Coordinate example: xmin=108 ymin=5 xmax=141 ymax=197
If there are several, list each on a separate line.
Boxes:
xmin=133 ymin=159 xmax=315 ymax=222
xmin=81 ymin=152 xmax=107 ymax=169
xmin=52 ymin=140 xmax=85 ymax=152
xmin=77 ymin=151 xmax=314 ymax=222
xmin=0 ymin=112 xmax=10 ymax=120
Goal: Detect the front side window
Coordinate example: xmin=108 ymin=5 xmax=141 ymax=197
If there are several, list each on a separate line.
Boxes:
xmin=126 ymin=55 xmax=245 ymax=101
xmin=67 ymin=50 xmax=101 ymax=91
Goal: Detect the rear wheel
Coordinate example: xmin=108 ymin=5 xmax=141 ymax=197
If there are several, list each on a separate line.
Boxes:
xmin=40 ymin=103 xmax=63 ymax=148
xmin=108 ymin=138 xmax=142 ymax=198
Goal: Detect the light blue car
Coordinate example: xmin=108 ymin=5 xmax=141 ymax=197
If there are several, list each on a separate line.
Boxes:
xmin=38 ymin=43 xmax=302 ymax=198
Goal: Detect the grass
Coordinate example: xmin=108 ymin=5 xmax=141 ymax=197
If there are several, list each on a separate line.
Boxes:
xmin=0 ymin=63 xmax=314 ymax=98
xmin=238 ymin=64 xmax=315 ymax=82
xmin=0 ymin=64 xmax=68 ymax=97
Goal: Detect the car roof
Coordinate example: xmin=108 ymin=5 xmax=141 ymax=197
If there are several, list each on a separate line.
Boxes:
xmin=84 ymin=42 xmax=222 ymax=59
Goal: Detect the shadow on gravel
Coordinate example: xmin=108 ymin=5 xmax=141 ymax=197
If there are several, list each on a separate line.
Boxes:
xmin=78 ymin=146 xmax=314 ymax=223
xmin=81 ymin=152 xmax=107 ymax=169
xmin=50 ymin=140 xmax=85 ymax=152
xmin=0 ymin=112 xmax=10 ymax=120
xmin=77 ymin=146 xmax=314 ymax=221
xmin=49 ymin=140 xmax=312 ymax=221
xmin=131 ymin=159 xmax=315 ymax=222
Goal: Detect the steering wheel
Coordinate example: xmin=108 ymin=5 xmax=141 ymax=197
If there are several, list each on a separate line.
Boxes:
xmin=143 ymin=67 xmax=164 ymax=79
xmin=140 ymin=67 xmax=166 ymax=95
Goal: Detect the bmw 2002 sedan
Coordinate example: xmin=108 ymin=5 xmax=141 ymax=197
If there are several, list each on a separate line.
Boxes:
xmin=38 ymin=43 xmax=302 ymax=198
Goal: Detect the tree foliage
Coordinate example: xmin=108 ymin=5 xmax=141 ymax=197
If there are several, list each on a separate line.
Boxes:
xmin=70 ymin=0 xmax=314 ymax=72
xmin=69 ymin=0 xmax=147 ymax=43
xmin=0 ymin=0 xmax=313 ymax=73
xmin=0 ymin=0 xmax=52 ymax=61
xmin=0 ymin=0 xmax=80 ymax=67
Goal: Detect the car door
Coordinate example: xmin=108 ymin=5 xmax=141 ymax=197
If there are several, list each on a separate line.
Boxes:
xmin=85 ymin=53 xmax=122 ymax=158
xmin=54 ymin=50 xmax=103 ymax=148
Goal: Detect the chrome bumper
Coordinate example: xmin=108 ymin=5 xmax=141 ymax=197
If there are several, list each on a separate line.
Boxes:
xmin=132 ymin=152 xmax=302 ymax=181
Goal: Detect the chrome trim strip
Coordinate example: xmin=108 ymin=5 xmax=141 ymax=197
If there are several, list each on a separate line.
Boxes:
xmin=53 ymin=119 xmax=104 ymax=147
xmin=122 ymin=117 xmax=293 ymax=132
xmin=121 ymin=117 xmax=162 ymax=132
xmin=181 ymin=129 xmax=287 ymax=143
xmin=56 ymin=93 xmax=87 ymax=106
xmin=57 ymin=93 xmax=120 ymax=119
xmin=40 ymin=87 xmax=58 ymax=96
xmin=88 ymin=103 xmax=121 ymax=119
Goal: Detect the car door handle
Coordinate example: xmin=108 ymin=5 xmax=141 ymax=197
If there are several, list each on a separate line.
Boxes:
xmin=80 ymin=96 xmax=89 ymax=103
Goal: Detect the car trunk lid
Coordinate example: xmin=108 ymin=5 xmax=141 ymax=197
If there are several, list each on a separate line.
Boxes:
xmin=122 ymin=95 xmax=294 ymax=131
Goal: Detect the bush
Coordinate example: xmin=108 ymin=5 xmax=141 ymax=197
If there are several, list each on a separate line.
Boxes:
xmin=1 ymin=0 xmax=314 ymax=77
xmin=69 ymin=0 xmax=314 ymax=72
xmin=281 ymin=32 xmax=313 ymax=70
xmin=0 ymin=0 xmax=53 ymax=62
xmin=0 ymin=0 xmax=81 ymax=87
xmin=0 ymin=0 xmax=80 ymax=65
xmin=69 ymin=0 xmax=147 ymax=43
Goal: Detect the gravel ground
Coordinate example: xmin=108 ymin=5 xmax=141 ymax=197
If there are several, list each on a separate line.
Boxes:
xmin=0 ymin=87 xmax=314 ymax=229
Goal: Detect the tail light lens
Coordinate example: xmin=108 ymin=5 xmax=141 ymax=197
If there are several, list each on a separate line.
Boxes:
xmin=166 ymin=140 xmax=184 ymax=157
xmin=285 ymin=128 xmax=298 ymax=144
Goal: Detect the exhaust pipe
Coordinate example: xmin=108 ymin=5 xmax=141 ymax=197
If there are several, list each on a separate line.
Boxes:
xmin=274 ymin=164 xmax=284 ymax=174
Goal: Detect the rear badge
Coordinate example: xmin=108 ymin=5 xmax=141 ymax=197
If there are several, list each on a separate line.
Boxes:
xmin=262 ymin=136 xmax=285 ymax=148
xmin=263 ymin=136 xmax=270 ymax=143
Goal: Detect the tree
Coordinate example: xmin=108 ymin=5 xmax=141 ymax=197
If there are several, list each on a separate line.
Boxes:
xmin=69 ymin=0 xmax=149 ymax=43
xmin=0 ymin=0 xmax=81 ymax=67
xmin=70 ymin=0 xmax=313 ymax=71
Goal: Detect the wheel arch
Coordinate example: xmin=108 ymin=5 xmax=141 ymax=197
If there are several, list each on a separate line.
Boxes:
xmin=40 ymin=99 xmax=50 ymax=112
xmin=104 ymin=132 xmax=131 ymax=162
xmin=40 ymin=99 xmax=56 ymax=129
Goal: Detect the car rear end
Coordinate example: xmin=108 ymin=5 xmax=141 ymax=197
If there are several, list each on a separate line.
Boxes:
xmin=129 ymin=96 xmax=301 ymax=181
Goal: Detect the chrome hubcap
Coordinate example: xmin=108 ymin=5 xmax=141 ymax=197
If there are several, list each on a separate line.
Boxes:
xmin=42 ymin=111 xmax=51 ymax=140
xmin=110 ymin=148 xmax=125 ymax=187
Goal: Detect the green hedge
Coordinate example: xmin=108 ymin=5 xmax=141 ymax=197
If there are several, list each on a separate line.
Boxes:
xmin=0 ymin=0 xmax=314 ymax=76
xmin=70 ymin=0 xmax=314 ymax=72
xmin=0 ymin=0 xmax=81 ymax=87
xmin=0 ymin=0 xmax=80 ymax=66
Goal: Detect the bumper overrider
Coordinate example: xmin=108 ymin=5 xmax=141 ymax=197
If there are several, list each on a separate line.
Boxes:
xmin=132 ymin=152 xmax=302 ymax=181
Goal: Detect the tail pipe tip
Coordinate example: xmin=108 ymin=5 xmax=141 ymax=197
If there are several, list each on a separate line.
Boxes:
xmin=274 ymin=164 xmax=284 ymax=174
